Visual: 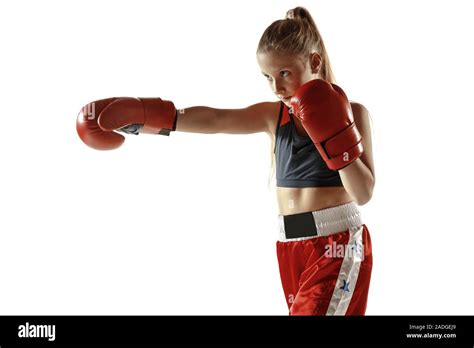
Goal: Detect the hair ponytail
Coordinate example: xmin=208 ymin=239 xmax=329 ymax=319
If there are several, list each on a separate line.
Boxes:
xmin=257 ymin=6 xmax=335 ymax=83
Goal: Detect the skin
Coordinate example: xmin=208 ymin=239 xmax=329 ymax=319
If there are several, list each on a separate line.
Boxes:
xmin=258 ymin=50 xmax=375 ymax=214
xmin=175 ymin=51 xmax=375 ymax=215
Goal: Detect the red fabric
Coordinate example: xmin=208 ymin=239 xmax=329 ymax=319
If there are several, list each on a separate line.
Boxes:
xmin=276 ymin=225 xmax=373 ymax=315
xmin=76 ymin=97 xmax=176 ymax=151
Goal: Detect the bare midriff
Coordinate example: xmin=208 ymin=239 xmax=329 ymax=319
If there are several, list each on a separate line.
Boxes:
xmin=276 ymin=186 xmax=353 ymax=216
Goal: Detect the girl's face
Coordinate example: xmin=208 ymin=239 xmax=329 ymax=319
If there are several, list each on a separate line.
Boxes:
xmin=257 ymin=51 xmax=319 ymax=108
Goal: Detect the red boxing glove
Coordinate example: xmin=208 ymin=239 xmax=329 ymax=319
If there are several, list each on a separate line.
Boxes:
xmin=290 ymin=79 xmax=363 ymax=170
xmin=76 ymin=97 xmax=177 ymax=151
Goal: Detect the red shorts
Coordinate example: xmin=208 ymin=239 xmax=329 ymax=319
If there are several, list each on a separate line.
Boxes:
xmin=276 ymin=202 xmax=373 ymax=315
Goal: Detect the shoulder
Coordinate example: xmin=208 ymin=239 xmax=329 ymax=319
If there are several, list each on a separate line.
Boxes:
xmin=350 ymin=101 xmax=372 ymax=133
xmin=349 ymin=101 xmax=372 ymax=136
xmin=350 ymin=101 xmax=370 ymax=122
xmin=254 ymin=101 xmax=281 ymax=136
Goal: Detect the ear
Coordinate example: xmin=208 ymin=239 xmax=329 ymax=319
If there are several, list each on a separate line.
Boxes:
xmin=310 ymin=52 xmax=322 ymax=74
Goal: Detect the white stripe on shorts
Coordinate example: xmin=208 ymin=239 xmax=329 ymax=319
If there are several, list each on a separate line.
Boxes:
xmin=325 ymin=225 xmax=364 ymax=315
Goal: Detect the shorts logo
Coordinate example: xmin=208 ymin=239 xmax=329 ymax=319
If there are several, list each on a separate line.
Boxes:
xmin=339 ymin=279 xmax=351 ymax=292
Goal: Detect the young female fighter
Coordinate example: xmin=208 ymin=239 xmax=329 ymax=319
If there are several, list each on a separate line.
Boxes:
xmin=77 ymin=7 xmax=374 ymax=316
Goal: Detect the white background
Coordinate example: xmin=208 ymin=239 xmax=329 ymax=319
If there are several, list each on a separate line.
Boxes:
xmin=1 ymin=0 xmax=473 ymax=315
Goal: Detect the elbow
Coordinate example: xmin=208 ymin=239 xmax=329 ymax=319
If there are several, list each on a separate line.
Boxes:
xmin=354 ymin=184 xmax=374 ymax=206
xmin=355 ymin=195 xmax=371 ymax=206
xmin=340 ymin=163 xmax=376 ymax=206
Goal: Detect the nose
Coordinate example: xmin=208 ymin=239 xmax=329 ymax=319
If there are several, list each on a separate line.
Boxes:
xmin=272 ymin=80 xmax=285 ymax=95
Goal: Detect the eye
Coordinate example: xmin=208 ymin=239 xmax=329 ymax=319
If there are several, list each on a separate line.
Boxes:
xmin=280 ymin=70 xmax=290 ymax=77
xmin=262 ymin=73 xmax=272 ymax=81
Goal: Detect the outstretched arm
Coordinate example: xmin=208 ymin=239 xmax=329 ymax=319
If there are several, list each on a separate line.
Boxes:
xmin=176 ymin=102 xmax=276 ymax=135
xmin=77 ymin=97 xmax=277 ymax=150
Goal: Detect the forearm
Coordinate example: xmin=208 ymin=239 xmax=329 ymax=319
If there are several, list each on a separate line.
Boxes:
xmin=175 ymin=106 xmax=219 ymax=134
xmin=338 ymin=158 xmax=375 ymax=205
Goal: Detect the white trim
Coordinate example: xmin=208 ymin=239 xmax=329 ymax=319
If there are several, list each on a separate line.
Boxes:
xmin=325 ymin=225 xmax=364 ymax=315
xmin=278 ymin=202 xmax=363 ymax=242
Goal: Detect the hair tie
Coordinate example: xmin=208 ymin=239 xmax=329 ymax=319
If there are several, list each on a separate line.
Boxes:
xmin=287 ymin=10 xmax=294 ymax=19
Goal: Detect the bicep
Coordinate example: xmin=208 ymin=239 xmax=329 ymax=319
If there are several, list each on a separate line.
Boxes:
xmin=215 ymin=102 xmax=278 ymax=135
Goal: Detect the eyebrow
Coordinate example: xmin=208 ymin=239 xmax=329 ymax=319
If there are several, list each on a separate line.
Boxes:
xmin=261 ymin=67 xmax=292 ymax=75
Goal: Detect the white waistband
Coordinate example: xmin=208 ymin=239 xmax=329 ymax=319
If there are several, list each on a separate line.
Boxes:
xmin=278 ymin=202 xmax=363 ymax=242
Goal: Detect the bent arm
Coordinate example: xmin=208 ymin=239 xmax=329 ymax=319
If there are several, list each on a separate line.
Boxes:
xmin=339 ymin=103 xmax=376 ymax=205
xmin=339 ymin=158 xmax=375 ymax=205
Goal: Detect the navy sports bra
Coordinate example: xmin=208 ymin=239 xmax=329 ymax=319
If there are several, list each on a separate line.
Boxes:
xmin=274 ymin=102 xmax=343 ymax=188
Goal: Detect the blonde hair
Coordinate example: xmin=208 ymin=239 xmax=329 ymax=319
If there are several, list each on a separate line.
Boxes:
xmin=256 ymin=7 xmax=336 ymax=188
